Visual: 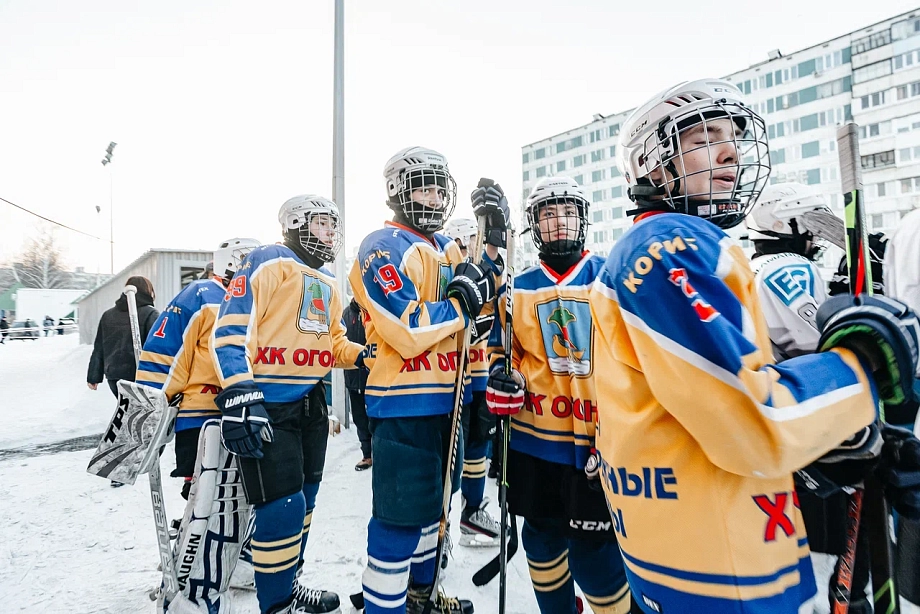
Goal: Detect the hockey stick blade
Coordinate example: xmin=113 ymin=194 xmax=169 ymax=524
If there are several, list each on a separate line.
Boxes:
xmin=472 ymin=514 xmax=519 ymax=586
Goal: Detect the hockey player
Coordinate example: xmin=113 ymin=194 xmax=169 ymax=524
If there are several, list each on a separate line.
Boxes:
xmin=136 ymin=237 xmax=261 ymax=612
xmin=483 ymin=176 xmax=630 ymax=614
xmin=443 ymin=217 xmax=502 ymax=548
xmin=211 ymin=196 xmax=363 ymax=614
xmin=588 ymin=78 xmax=920 ymax=613
xmin=349 ymin=146 xmax=506 ymax=614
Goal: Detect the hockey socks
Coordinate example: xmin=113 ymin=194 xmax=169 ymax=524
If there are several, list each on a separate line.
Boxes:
xmin=363 ymin=518 xmax=442 ymax=613
xmin=252 ymin=491 xmax=306 ymax=614
xmin=460 ymin=439 xmax=490 ymax=508
xmin=298 ymin=481 xmax=320 ymax=569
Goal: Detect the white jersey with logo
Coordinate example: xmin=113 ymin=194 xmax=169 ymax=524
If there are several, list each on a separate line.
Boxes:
xmin=752 ymin=252 xmax=826 ymax=360
xmin=885 ymin=207 xmax=920 ymax=313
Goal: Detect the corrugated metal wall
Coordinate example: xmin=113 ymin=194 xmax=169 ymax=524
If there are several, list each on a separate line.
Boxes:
xmin=78 ymin=250 xmax=211 ymax=345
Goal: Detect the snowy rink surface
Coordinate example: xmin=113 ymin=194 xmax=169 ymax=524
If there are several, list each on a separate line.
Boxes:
xmin=0 ymin=335 xmax=540 ymax=613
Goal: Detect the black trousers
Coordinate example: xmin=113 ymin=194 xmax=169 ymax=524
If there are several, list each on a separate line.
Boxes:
xmin=349 ymin=389 xmax=371 ymax=458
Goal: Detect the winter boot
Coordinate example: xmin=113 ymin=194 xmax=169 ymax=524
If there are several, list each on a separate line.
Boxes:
xmin=267 ymin=582 xmax=341 ymax=613
xmin=406 ymin=584 xmax=473 ymax=614
xmin=459 ymin=497 xmax=501 ymax=547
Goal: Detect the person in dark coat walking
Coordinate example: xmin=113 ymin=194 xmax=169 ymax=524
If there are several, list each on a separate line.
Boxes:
xmin=342 ymin=297 xmax=371 ymax=470
xmin=0 ymin=316 xmax=9 ymax=344
xmin=86 ymin=276 xmax=159 ymax=397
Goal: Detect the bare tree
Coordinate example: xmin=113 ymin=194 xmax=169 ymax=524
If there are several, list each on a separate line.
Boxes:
xmin=11 ymin=227 xmax=68 ymax=289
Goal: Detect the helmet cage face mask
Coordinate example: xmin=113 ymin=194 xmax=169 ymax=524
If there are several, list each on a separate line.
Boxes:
xmin=392 ymin=166 xmax=457 ymax=233
xmin=294 ymin=212 xmax=344 ymax=263
xmin=526 ymin=195 xmax=589 ymax=256
xmin=639 ymin=101 xmax=770 ymax=229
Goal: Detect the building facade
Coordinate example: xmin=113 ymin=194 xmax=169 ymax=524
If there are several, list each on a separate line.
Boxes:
xmin=521 ymin=9 xmax=920 ymax=274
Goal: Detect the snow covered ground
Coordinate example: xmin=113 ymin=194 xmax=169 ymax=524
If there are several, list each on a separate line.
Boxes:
xmin=0 ymin=335 xmax=540 ymax=613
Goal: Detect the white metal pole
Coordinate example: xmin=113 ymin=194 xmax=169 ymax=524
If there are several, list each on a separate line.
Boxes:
xmin=331 ymin=0 xmax=348 ymax=427
xmin=109 ymin=167 xmax=114 ymax=275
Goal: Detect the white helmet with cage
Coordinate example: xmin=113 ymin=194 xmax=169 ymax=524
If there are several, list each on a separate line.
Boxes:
xmin=443 ymin=218 xmax=478 ymax=249
xmin=617 ymin=78 xmax=771 ymax=229
xmin=747 ymin=181 xmax=844 ymax=256
xmin=383 ymin=146 xmax=457 ymax=233
xmin=213 ymin=238 xmax=261 ymax=283
xmin=278 ymin=194 xmax=343 ymax=263
xmin=524 ymin=176 xmax=590 ymax=255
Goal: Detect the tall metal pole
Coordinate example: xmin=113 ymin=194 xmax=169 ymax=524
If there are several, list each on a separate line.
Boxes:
xmin=331 ymin=0 xmax=348 ymax=426
xmin=109 ymin=167 xmax=114 ymax=275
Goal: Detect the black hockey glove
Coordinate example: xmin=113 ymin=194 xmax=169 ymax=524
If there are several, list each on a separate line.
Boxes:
xmin=448 ymin=261 xmax=495 ymax=319
xmin=875 ymin=424 xmax=920 ymax=520
xmin=215 ymin=383 xmax=273 ymax=459
xmin=471 ymin=313 xmax=495 ymax=345
xmin=471 ymin=178 xmax=511 ymax=248
xmin=817 ymin=294 xmax=920 ymax=406
xmin=815 ymin=424 xmax=883 ymax=487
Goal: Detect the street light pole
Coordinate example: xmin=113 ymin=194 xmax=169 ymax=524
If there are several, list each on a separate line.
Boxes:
xmin=101 ymin=142 xmax=117 ymax=275
xmin=331 ymin=0 xmax=347 ymax=426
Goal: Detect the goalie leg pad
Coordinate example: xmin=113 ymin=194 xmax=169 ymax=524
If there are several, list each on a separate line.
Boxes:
xmin=173 ymin=420 xmax=252 ymax=608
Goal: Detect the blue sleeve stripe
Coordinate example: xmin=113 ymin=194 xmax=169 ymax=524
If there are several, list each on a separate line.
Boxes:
xmin=620 ymin=308 xmax=866 ymax=420
xmin=510 ymin=417 xmax=593 ymax=442
xmin=620 ymin=547 xmax=800 ymax=587
xmin=137 ymin=360 xmax=170 ymax=375
xmin=366 ymin=382 xmax=456 ymax=392
xmin=253 ymin=374 xmax=322 ymax=382
xmin=136 ymin=378 xmax=165 ymax=390
xmin=214 ymin=324 xmax=248 ymax=339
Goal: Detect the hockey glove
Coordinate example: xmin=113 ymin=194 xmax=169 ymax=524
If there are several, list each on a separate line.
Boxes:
xmin=817 ymin=294 xmax=920 ymax=406
xmin=215 ymin=383 xmax=273 ymax=459
xmin=448 ymin=261 xmax=496 ymax=319
xmin=471 ymin=313 xmax=495 ymax=345
xmin=815 ymin=424 xmax=882 ymax=487
xmin=875 ymin=424 xmax=920 ymax=520
xmin=486 ymin=365 xmax=525 ymax=416
xmin=471 ymin=178 xmax=511 ymax=248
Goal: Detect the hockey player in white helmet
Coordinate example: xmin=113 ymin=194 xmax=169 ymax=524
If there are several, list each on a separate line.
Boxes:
xmin=588 ymin=78 xmax=920 ymax=613
xmin=349 ymin=147 xmax=508 ymax=614
xmin=211 ymin=196 xmax=364 ymax=614
xmin=137 ymin=236 xmax=260 ymax=612
xmin=484 ymin=176 xmax=631 ymax=613
xmin=747 ymin=182 xmax=840 ymax=359
xmin=443 ymin=218 xmax=503 ymax=551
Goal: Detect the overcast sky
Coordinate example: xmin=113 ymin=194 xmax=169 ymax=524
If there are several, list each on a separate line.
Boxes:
xmin=1 ymin=0 xmax=916 ymax=273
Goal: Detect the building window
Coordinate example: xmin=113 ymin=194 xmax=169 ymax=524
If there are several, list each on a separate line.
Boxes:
xmin=871 ymin=214 xmax=884 ymax=229
xmin=805 ymin=169 xmax=821 ymax=185
xmin=557 ymin=160 xmax=566 ymax=172
xmin=860 ymin=150 xmax=895 ymax=169
xmin=609 ymin=166 xmax=621 ymax=178
xmin=573 ymin=155 xmax=585 ymax=168
xmin=592 ymin=190 xmax=605 ymax=202
xmin=591 ymin=149 xmax=605 ymax=163
xmin=610 ymin=186 xmax=624 ymax=199
xmin=573 ymin=175 xmax=584 ymax=185
xmin=900 ymin=148 xmax=913 ymax=162
xmin=608 ymin=124 xmax=620 ymax=138
xmin=611 ymin=206 xmax=624 ymax=219
xmin=609 ymin=145 xmax=617 ymax=158
xmin=852 ymin=30 xmax=892 ymax=55
xmin=590 ymin=129 xmax=603 ymax=143
xmin=571 ymin=136 xmax=583 ymax=148
xmin=853 ymin=60 xmax=892 ymax=84
xmin=592 ymin=169 xmax=605 ymax=182
xmin=592 ymin=209 xmax=604 ymax=223
xmin=799 ymin=114 xmax=819 ymax=132
xmin=522 ymin=152 xmax=530 ymax=164
xmin=877 ymin=182 xmax=886 ymax=198
xmin=535 ymin=166 xmax=547 ymax=178
xmin=523 ymin=170 xmax=530 ymax=181
xmin=556 ymin=142 xmax=567 ymax=154
xmin=534 ymin=148 xmax=546 ymax=159
xmin=770 ymin=149 xmax=786 ymax=165
xmin=611 ymin=227 xmax=624 ymax=240
xmin=893 ymin=16 xmax=920 ymax=41
xmin=801 ymin=141 xmax=820 ymax=159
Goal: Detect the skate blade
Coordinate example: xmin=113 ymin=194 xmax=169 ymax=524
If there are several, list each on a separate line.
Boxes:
xmin=459 ymin=533 xmax=499 ymax=547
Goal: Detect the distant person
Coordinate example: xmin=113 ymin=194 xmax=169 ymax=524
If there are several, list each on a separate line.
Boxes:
xmin=56 ymin=319 xmax=64 ymax=335
xmin=343 ymin=297 xmax=371 ymax=471
xmin=43 ymin=315 xmax=54 ymax=337
xmin=86 ymin=276 xmax=159 ymax=398
xmin=0 ymin=316 xmax=8 ymax=344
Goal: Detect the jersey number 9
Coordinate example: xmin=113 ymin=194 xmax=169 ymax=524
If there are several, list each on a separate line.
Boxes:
xmin=375 ymin=264 xmax=403 ymax=296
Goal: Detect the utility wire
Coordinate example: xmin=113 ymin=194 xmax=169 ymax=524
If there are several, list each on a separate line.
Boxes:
xmin=1 ymin=196 xmax=102 ymax=240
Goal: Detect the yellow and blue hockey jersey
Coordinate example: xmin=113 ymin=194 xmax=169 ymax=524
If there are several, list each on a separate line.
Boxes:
xmin=491 ymin=253 xmax=604 ymax=469
xmin=349 ymin=221 xmax=498 ymax=419
xmin=212 ymin=244 xmax=361 ymax=404
xmin=588 ymin=211 xmax=878 ymax=614
xmin=136 ymin=278 xmax=226 ymax=431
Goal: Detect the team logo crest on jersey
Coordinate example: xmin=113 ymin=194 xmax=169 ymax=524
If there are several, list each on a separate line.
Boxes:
xmin=298 ymin=273 xmax=332 ymax=336
xmin=764 ymin=264 xmax=815 ymax=306
xmin=437 ymin=263 xmax=452 ymax=301
xmin=537 ymin=299 xmax=592 ymax=376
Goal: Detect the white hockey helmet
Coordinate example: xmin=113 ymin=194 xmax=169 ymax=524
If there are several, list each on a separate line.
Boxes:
xmin=443 ymin=218 xmax=478 ymax=250
xmin=618 ymin=78 xmax=770 ymax=229
xmin=524 ymin=176 xmax=590 ymax=255
xmin=213 ymin=238 xmax=260 ymax=283
xmin=383 ymin=146 xmax=457 ymax=233
xmin=278 ymin=194 xmax=343 ymax=263
xmin=747 ymin=181 xmax=844 ymax=255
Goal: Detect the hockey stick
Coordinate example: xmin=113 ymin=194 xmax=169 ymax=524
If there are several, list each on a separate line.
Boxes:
xmin=831 ymin=123 xmax=899 ymax=614
xmin=124 ymin=285 xmax=180 ymax=609
xmin=420 ymin=216 xmax=488 ymax=614
xmin=472 ymin=230 xmax=519 ymax=596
